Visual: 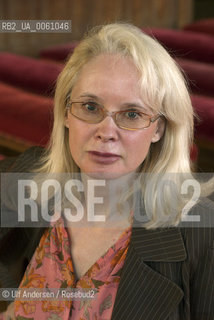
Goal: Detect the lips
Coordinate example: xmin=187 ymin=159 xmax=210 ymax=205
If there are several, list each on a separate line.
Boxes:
xmin=87 ymin=151 xmax=121 ymax=164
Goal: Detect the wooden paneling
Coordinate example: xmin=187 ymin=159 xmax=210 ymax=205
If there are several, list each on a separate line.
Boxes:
xmin=178 ymin=0 xmax=194 ymax=28
xmin=0 ymin=0 xmax=193 ymax=56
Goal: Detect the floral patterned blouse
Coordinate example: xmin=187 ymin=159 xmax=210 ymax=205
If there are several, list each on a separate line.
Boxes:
xmin=12 ymin=218 xmax=131 ymax=320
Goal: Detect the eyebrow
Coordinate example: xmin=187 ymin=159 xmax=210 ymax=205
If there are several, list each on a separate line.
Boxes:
xmin=76 ymin=93 xmax=149 ymax=113
xmin=78 ymin=93 xmax=100 ymax=100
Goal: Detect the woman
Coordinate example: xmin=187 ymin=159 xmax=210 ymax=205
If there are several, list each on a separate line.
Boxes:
xmin=0 ymin=23 xmax=214 ymax=320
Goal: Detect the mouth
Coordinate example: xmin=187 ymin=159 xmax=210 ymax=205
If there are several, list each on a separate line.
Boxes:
xmin=87 ymin=151 xmax=121 ymax=164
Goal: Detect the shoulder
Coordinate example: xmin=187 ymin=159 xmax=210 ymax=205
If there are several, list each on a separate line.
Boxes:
xmin=180 ymin=199 xmax=214 ymax=318
xmin=0 ymin=146 xmax=46 ymax=261
xmin=0 ymin=146 xmax=45 ymax=173
xmin=0 ymin=147 xmax=47 ymax=287
xmin=179 ymin=198 xmax=214 ymax=276
xmin=180 ymin=197 xmax=214 ymax=248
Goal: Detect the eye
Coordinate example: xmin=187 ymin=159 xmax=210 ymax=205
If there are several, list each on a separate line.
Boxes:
xmin=82 ymin=102 xmax=98 ymax=112
xmin=124 ymin=109 xmax=142 ymax=120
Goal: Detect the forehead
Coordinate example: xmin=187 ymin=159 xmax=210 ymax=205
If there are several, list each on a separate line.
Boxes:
xmin=70 ymin=54 xmax=143 ymax=103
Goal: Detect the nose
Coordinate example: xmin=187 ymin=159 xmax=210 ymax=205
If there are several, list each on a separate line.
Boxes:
xmin=95 ymin=115 xmax=119 ymax=142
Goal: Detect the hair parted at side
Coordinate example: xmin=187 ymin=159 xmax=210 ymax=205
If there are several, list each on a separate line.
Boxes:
xmin=36 ymin=22 xmax=195 ymax=228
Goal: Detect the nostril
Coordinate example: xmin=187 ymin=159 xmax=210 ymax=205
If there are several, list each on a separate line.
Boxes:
xmin=97 ymin=135 xmax=115 ymax=142
xmin=94 ymin=115 xmax=119 ymax=142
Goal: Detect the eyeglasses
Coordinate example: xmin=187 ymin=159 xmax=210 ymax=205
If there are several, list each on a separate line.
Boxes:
xmin=66 ymin=101 xmax=160 ymax=130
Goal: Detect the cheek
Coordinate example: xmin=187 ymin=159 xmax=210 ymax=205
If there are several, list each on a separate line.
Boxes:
xmin=126 ymin=129 xmax=155 ymax=162
xmin=127 ymin=128 xmax=155 ymax=150
xmin=67 ymin=121 xmax=81 ymax=158
xmin=67 ymin=120 xmax=92 ymax=158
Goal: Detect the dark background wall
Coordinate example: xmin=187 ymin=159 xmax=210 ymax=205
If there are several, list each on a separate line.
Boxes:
xmin=195 ymin=0 xmax=214 ymax=20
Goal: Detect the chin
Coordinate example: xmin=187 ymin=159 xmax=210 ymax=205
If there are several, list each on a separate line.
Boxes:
xmin=83 ymin=171 xmax=122 ymax=180
xmin=81 ymin=168 xmax=134 ymax=181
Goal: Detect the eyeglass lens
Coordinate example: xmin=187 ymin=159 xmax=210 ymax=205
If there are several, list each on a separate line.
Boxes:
xmin=70 ymin=102 xmax=152 ymax=129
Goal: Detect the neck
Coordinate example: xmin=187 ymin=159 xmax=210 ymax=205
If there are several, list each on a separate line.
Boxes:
xmin=80 ymin=172 xmax=135 ymax=228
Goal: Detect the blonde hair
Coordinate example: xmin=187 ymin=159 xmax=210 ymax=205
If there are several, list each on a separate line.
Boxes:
xmin=37 ymin=23 xmax=195 ymax=228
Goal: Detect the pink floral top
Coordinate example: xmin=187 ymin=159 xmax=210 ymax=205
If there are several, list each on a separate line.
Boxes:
xmin=13 ymin=218 xmax=131 ymax=319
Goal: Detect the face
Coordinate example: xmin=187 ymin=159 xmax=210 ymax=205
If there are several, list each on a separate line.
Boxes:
xmin=65 ymin=54 xmax=164 ymax=178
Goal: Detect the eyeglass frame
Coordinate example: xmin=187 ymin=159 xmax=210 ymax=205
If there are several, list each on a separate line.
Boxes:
xmin=66 ymin=100 xmax=161 ymax=131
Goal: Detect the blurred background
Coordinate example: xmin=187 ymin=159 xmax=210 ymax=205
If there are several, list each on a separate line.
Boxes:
xmin=0 ymin=0 xmax=196 ymax=56
xmin=0 ymin=0 xmax=214 ymax=171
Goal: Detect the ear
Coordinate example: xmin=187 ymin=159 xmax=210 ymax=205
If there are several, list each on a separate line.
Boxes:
xmin=64 ymin=116 xmax=69 ymax=128
xmin=151 ymin=118 xmax=165 ymax=143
